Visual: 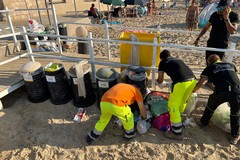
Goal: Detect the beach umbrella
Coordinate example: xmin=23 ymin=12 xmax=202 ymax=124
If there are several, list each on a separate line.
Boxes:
xmin=124 ymin=0 xmax=148 ymax=5
xmin=100 ymin=0 xmax=124 ymax=20
xmin=100 ymin=0 xmax=125 ymax=6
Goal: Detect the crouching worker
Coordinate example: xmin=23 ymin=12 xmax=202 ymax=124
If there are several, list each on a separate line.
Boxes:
xmin=193 ymin=54 xmax=240 ymax=145
xmin=157 ymin=50 xmax=196 ymax=140
xmin=86 ymin=83 xmax=147 ymax=145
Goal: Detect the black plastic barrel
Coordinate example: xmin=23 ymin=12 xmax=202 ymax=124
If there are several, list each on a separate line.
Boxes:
xmin=44 ymin=63 xmax=72 ymax=105
xmin=126 ymin=66 xmax=147 ymax=97
xmin=28 ymin=35 xmax=37 ymax=45
xmin=76 ymin=26 xmax=88 ymax=54
xmin=58 ymin=23 xmax=68 ymax=36
xmin=96 ymin=68 xmax=118 ymax=107
xmin=78 ymin=40 xmax=88 ymax=54
xmin=58 ymin=23 xmax=67 ymax=51
xmin=69 ymin=65 xmax=96 ymax=108
xmin=20 ymin=62 xmax=49 ymax=103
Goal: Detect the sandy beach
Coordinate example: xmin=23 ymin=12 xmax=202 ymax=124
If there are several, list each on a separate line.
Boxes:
xmin=0 ymin=1 xmax=240 ymax=159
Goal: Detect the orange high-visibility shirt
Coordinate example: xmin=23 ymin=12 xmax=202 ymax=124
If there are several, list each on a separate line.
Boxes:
xmin=101 ymin=83 xmax=143 ymax=107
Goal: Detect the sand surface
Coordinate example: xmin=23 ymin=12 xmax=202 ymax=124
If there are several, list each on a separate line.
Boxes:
xmin=0 ymin=1 xmax=240 ymax=159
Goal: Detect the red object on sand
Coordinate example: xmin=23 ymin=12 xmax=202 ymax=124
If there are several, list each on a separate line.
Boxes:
xmin=28 ymin=20 xmax=33 ymax=24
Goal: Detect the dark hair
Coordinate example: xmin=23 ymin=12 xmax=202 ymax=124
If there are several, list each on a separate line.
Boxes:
xmin=217 ymin=0 xmax=231 ymax=8
xmin=160 ymin=50 xmax=171 ymax=60
xmin=207 ymin=54 xmax=220 ymax=65
xmin=92 ymin=4 xmax=95 ymax=7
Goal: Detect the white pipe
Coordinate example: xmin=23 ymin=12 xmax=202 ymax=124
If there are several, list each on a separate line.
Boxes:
xmin=21 ymin=26 xmax=35 ymax=62
xmin=14 ymin=8 xmax=52 ymax=11
xmin=0 ymin=27 xmax=10 ymax=32
xmin=104 ymin=23 xmax=111 ymax=59
xmin=0 ymin=33 xmax=21 ymax=39
xmin=51 ymin=5 xmax=62 ymax=54
xmin=151 ymin=38 xmax=158 ymax=90
xmin=5 ymin=7 xmax=20 ymax=52
xmin=0 ymin=53 xmax=28 ymax=66
xmin=88 ymin=32 xmax=96 ymax=81
xmin=226 ymin=42 xmax=236 ymax=62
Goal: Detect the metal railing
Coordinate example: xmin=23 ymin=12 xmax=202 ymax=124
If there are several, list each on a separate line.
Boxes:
xmin=0 ymin=4 xmax=240 ymax=110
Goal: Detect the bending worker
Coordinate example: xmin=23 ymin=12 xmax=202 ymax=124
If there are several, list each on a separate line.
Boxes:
xmin=157 ymin=50 xmax=196 ymax=140
xmin=193 ymin=54 xmax=240 ymax=145
xmin=86 ymin=83 xmax=147 ymax=145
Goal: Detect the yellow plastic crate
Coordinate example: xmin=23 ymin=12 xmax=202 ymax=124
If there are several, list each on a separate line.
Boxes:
xmin=119 ymin=32 xmax=161 ymax=75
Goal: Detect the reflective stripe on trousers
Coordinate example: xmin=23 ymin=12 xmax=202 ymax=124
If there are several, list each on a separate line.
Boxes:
xmin=94 ymin=102 xmax=134 ymax=133
xmin=168 ymin=80 xmax=197 ymax=134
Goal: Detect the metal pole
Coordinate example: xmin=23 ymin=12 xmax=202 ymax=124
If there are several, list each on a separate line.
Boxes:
xmin=21 ymin=26 xmax=35 ymax=62
xmin=226 ymin=42 xmax=236 ymax=63
xmin=45 ymin=0 xmax=51 ymax=25
xmin=98 ymin=0 xmax=101 ymax=15
xmin=88 ymin=32 xmax=96 ymax=82
xmin=73 ymin=0 xmax=78 ymax=18
xmin=51 ymin=5 xmax=63 ymax=54
xmin=35 ymin=0 xmax=43 ymax=24
xmin=151 ymin=38 xmax=157 ymax=89
xmin=24 ymin=0 xmax=31 ymax=19
xmin=104 ymin=23 xmax=111 ymax=59
xmin=5 ymin=7 xmax=20 ymax=52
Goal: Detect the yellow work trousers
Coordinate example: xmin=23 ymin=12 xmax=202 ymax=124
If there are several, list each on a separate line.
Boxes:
xmin=168 ymin=80 xmax=197 ymax=124
xmin=94 ymin=102 xmax=134 ymax=133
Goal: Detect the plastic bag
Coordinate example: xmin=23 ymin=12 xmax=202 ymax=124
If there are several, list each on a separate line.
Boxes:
xmin=210 ymin=103 xmax=231 ymax=133
xmin=44 ymin=62 xmax=61 ymax=72
xmin=152 ymin=113 xmax=171 ymax=132
xmin=137 ymin=120 xmax=151 ymax=134
xmin=183 ymin=117 xmax=196 ymax=128
xmin=145 ymin=91 xmax=169 ymax=117
xmin=184 ymin=93 xmax=198 ymax=115
xmin=198 ymin=3 xmax=218 ymax=28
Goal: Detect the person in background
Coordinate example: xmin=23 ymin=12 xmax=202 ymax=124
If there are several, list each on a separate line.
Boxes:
xmin=186 ymin=0 xmax=199 ymax=31
xmin=86 ymin=83 xmax=147 ymax=145
xmin=122 ymin=4 xmax=128 ymax=17
xmin=157 ymin=50 xmax=196 ymax=140
xmin=194 ymin=0 xmax=239 ymax=64
xmin=193 ymin=54 xmax=240 ymax=145
xmin=90 ymin=4 xmax=101 ymax=24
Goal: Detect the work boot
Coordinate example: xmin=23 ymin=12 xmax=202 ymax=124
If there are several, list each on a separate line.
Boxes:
xmin=195 ymin=118 xmax=208 ymax=130
xmin=164 ymin=131 xmax=183 ymax=140
xmin=85 ymin=135 xmax=94 ymax=145
xmin=124 ymin=132 xmax=136 ymax=141
xmin=230 ymin=135 xmax=240 ymax=145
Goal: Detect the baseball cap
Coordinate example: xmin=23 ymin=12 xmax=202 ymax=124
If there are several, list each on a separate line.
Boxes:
xmin=217 ymin=0 xmax=231 ymax=8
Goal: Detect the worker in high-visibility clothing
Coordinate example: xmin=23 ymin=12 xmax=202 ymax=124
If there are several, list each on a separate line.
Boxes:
xmin=86 ymin=83 xmax=147 ymax=145
xmin=157 ymin=50 xmax=196 ymax=140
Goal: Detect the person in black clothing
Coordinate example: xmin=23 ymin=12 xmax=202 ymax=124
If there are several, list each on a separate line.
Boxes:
xmin=194 ymin=0 xmax=239 ymax=63
xmin=157 ymin=50 xmax=197 ymax=140
xmin=193 ymin=54 xmax=240 ymax=145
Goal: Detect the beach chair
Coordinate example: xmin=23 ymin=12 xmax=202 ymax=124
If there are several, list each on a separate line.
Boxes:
xmin=170 ymin=2 xmax=176 ymax=8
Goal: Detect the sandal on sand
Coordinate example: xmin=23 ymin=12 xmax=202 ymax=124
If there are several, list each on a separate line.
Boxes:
xmin=164 ymin=131 xmax=183 ymax=140
xmin=230 ymin=135 xmax=240 ymax=145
